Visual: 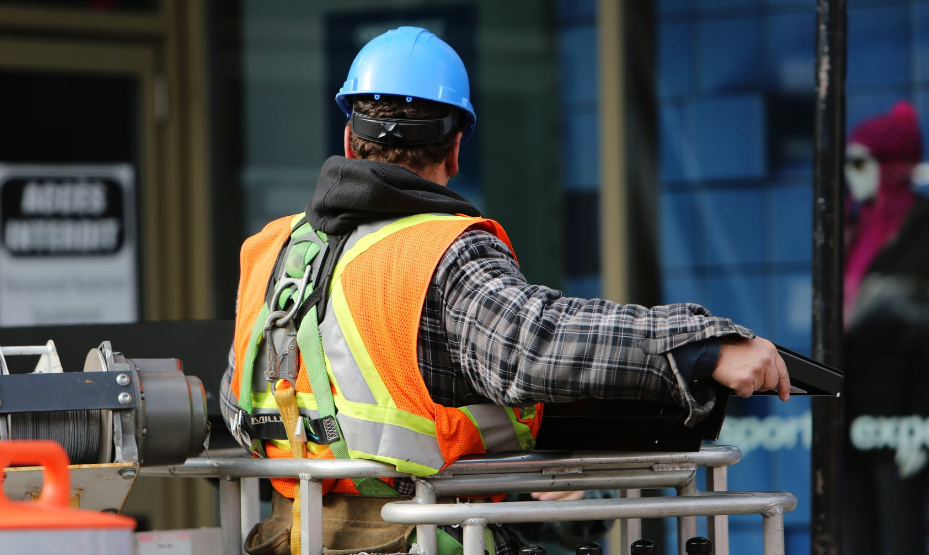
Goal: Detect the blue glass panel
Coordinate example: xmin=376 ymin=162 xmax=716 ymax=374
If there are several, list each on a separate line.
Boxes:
xmin=559 ymin=26 xmax=597 ymax=106
xmin=698 ymin=0 xmax=759 ymax=12
xmin=659 ymin=0 xmax=690 ymax=15
xmin=660 ymin=190 xmax=698 ymax=268
xmin=659 ymin=21 xmax=692 ymax=99
xmin=766 ymin=12 xmax=815 ymax=92
xmin=917 ymin=5 xmax=929 ymax=83
xmin=662 ymin=275 xmax=702 ymax=305
xmin=563 ymin=110 xmax=599 ymax=191
xmin=847 ymin=91 xmax=910 ymax=137
xmin=762 ymin=0 xmax=817 ymax=9
xmin=565 ymin=275 xmax=601 ymax=299
xmin=704 ymin=273 xmax=769 ymax=337
xmin=774 ymin=270 xmax=812 ymax=351
xmin=698 ymin=17 xmax=762 ymax=93
xmin=692 ymin=96 xmax=767 ymax=180
xmin=785 ymin=528 xmax=811 ymax=554
xmin=660 ymin=103 xmax=692 ymax=182
xmin=916 ymin=91 xmax=929 ymax=159
xmin=557 ymin=0 xmax=596 ymax=23
xmin=766 ymin=396 xmax=813 ymax=523
xmin=771 ymin=181 xmax=813 ymax=263
xmin=847 ymin=6 xmax=910 ymax=90
xmin=699 ymin=188 xmax=766 ymax=266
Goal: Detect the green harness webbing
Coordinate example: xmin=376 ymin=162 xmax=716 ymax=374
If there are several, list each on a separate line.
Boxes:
xmin=274 ymin=220 xmax=398 ymax=497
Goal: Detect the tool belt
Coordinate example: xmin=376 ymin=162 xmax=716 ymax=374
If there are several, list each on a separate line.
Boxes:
xmin=246 ymin=490 xmax=415 ymax=555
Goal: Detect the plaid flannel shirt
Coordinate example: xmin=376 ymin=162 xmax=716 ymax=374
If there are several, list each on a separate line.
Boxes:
xmin=220 ymin=227 xmax=752 ymax=552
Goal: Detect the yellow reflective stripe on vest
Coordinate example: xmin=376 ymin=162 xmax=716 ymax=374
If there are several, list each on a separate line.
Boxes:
xmin=332 ymin=214 xmax=468 ymax=283
xmin=335 ymin=395 xmax=437 ymax=437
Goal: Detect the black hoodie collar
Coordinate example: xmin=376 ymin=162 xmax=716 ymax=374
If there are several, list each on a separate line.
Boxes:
xmin=306 ymin=156 xmax=482 ymax=235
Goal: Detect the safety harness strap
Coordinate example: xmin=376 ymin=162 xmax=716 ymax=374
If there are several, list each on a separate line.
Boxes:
xmin=273 ymin=386 xmax=306 ymax=555
xmin=294 ymin=302 xmax=399 ymax=496
xmin=264 ymin=219 xmax=398 ymax=497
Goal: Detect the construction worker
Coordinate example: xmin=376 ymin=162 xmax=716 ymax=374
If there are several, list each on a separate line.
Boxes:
xmin=219 ymin=26 xmax=791 ymax=555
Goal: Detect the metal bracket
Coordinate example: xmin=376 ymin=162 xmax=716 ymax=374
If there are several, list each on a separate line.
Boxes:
xmin=0 ymin=371 xmax=139 ymax=413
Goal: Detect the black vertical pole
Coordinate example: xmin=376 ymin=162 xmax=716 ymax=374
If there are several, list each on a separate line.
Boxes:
xmin=811 ymin=1 xmax=846 ymax=554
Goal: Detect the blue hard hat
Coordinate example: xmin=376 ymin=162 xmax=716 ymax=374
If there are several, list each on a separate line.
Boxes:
xmin=335 ymin=27 xmax=476 ymax=142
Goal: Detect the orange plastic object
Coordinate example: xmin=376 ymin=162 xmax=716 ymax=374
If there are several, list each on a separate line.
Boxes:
xmin=0 ymin=440 xmax=135 ymax=530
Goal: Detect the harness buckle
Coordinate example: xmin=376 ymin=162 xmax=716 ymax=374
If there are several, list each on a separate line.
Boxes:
xmin=306 ymin=415 xmax=341 ymax=445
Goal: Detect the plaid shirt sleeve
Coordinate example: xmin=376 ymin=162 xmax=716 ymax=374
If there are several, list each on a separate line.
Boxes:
xmin=436 ymin=229 xmax=754 ymax=426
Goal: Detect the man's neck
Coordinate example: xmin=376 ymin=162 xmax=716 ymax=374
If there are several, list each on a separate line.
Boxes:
xmin=401 ymin=162 xmax=449 ymax=187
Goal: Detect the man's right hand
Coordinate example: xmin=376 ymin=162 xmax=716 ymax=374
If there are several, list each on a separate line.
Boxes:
xmin=711 ymin=336 xmax=791 ymax=401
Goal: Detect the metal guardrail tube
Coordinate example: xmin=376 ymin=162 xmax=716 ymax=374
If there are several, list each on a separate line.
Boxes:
xmin=677 ymin=479 xmax=700 ymax=555
xmin=461 ymin=519 xmax=488 ymax=555
xmin=413 ymin=479 xmax=439 ymax=555
xmin=764 ymin=507 xmax=786 ymax=555
xmin=443 ymin=446 xmax=740 ymax=475
xmin=707 ymin=466 xmax=730 ymax=555
xmin=219 ymin=478 xmax=243 ymax=555
xmin=142 ymin=447 xmax=741 ymax=480
xmin=141 ymin=456 xmax=408 ymax=479
xmin=300 ymin=474 xmax=324 ymax=555
xmin=381 ymin=492 xmax=798 ymax=525
xmin=424 ymin=469 xmax=695 ymax=496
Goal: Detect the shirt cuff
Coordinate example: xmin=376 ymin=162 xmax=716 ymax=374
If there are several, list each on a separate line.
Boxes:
xmin=671 ymin=339 xmax=722 ymax=389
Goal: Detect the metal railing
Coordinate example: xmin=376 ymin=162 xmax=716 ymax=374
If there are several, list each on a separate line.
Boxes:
xmin=143 ymin=445 xmax=796 ymax=555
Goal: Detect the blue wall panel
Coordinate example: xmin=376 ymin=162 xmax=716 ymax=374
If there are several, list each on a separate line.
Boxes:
xmin=692 ymin=96 xmax=767 ymax=180
xmin=698 ymin=17 xmax=763 ymax=93
xmin=559 ymin=26 xmax=598 ymax=105
xmin=774 ymin=270 xmax=812 ymax=351
xmin=660 ymin=191 xmax=699 ymax=268
xmin=698 ymin=0 xmax=759 ymax=13
xmin=770 ymin=181 xmax=813 ymax=264
xmin=660 ymin=104 xmax=692 ymax=182
xmin=698 ymin=188 xmax=766 ymax=266
xmin=659 ymin=21 xmax=692 ymax=99
xmin=563 ymin=110 xmax=599 ymax=191
xmin=704 ymin=274 xmax=769 ymax=337
xmin=847 ymin=6 xmax=911 ymax=89
xmin=765 ymin=12 xmax=815 ymax=92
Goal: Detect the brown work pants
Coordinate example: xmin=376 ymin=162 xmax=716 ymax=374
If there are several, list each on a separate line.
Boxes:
xmin=245 ymin=489 xmax=414 ymax=555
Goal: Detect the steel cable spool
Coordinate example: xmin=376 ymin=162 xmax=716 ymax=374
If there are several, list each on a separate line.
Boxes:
xmin=7 ymin=410 xmax=103 ymax=465
xmin=0 ymin=341 xmax=208 ymax=467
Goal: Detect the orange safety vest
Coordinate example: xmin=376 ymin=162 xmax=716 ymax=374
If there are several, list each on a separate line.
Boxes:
xmin=231 ymin=213 xmax=543 ymax=497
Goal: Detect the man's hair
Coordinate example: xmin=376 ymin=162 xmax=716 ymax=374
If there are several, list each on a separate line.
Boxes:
xmin=349 ymin=95 xmax=460 ymax=169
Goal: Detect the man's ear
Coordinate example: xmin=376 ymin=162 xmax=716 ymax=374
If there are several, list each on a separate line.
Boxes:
xmin=344 ymin=124 xmax=355 ymax=159
xmin=445 ymin=132 xmax=462 ymax=178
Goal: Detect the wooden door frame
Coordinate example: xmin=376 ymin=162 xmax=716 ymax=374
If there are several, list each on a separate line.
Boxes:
xmin=0 ymin=1 xmax=212 ymax=320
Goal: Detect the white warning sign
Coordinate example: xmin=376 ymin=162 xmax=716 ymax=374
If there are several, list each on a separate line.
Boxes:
xmin=0 ymin=164 xmax=138 ymax=326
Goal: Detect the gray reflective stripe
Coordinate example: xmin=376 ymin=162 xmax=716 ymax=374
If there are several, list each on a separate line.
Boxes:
xmin=319 ymin=288 xmax=378 ymax=405
xmin=463 ymin=404 xmax=523 ymax=453
xmin=342 ymin=217 xmax=402 ymax=253
xmin=337 ymin=412 xmax=446 ymax=471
